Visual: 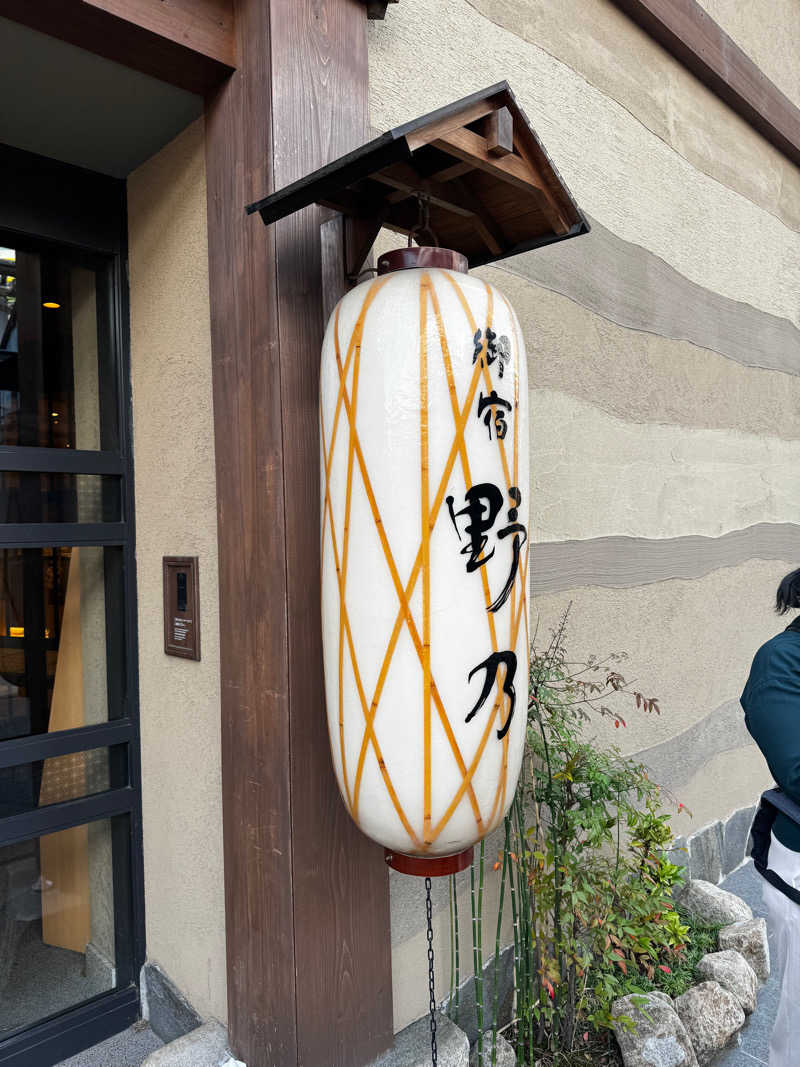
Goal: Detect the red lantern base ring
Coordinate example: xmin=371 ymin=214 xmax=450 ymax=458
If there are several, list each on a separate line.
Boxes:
xmin=384 ymin=846 xmax=474 ymax=877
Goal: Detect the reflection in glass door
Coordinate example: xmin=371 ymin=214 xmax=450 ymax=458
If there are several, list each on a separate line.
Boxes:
xmin=0 ymin=231 xmax=142 ymax=1067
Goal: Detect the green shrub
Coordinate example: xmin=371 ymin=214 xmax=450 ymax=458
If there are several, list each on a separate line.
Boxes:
xmin=451 ymin=609 xmax=697 ymax=1066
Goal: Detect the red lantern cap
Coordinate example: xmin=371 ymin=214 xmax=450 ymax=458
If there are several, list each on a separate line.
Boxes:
xmin=377 ymin=246 xmax=468 ymax=276
xmin=384 ymin=845 xmax=474 ymax=877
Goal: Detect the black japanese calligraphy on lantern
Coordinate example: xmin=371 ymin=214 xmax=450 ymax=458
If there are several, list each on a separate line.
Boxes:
xmin=446 ymin=483 xmax=503 ymax=572
xmin=465 ymin=650 xmax=517 ymax=739
xmin=447 ymin=485 xmax=528 ymax=612
xmin=488 ymin=487 xmax=528 ymax=614
xmin=473 ymin=329 xmax=511 ymax=378
xmin=477 ymin=390 xmax=511 ymax=441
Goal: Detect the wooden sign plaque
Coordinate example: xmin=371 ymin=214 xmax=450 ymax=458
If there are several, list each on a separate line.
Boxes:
xmin=163 ymin=556 xmax=201 ymax=660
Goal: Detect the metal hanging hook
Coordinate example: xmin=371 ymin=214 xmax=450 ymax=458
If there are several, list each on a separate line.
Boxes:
xmin=408 ymin=194 xmax=440 ymax=248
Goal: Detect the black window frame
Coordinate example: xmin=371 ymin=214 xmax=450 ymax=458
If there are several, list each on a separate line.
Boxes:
xmin=0 ymin=143 xmax=144 ymax=1067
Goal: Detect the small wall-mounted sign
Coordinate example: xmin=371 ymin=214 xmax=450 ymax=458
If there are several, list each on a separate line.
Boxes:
xmin=163 ymin=556 xmax=200 ymax=660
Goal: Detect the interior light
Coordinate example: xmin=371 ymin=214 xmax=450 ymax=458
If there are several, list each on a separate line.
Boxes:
xmin=51 ymin=411 xmax=59 ymax=417
xmin=42 ymin=301 xmax=61 ymax=309
xmin=9 ymin=626 xmax=23 ymax=637
xmin=0 ymin=248 xmax=15 ymax=263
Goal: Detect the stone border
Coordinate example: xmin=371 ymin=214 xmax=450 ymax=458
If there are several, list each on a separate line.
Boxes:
xmin=141 ymin=961 xmax=203 ymax=1045
xmin=613 ymin=879 xmax=771 ymax=1067
xmin=667 ymin=802 xmax=757 ymax=886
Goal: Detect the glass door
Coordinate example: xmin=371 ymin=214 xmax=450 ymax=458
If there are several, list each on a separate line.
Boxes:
xmin=0 ymin=234 xmax=143 ymax=1067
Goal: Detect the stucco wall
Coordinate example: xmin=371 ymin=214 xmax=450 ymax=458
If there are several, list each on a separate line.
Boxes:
xmin=369 ymin=0 xmax=800 ymax=1032
xmin=696 ymin=0 xmax=800 ymax=108
xmin=127 ymin=118 xmax=227 ymax=1024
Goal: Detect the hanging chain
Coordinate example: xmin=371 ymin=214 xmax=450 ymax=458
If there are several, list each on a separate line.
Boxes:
xmin=425 ymin=876 xmax=438 ymax=1067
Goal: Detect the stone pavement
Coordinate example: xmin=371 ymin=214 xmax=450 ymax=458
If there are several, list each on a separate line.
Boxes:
xmin=56 ymin=1021 xmax=163 ymax=1066
xmin=713 ymin=861 xmax=778 ymax=1066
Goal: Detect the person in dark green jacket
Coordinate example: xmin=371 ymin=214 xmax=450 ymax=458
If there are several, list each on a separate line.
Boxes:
xmin=741 ymin=567 xmax=800 ymax=1066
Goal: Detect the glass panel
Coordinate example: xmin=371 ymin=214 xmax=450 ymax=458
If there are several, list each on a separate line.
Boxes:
xmin=0 ymin=546 xmax=125 ymax=741
xmin=0 ymin=746 xmax=126 ymax=819
xmin=0 ymin=473 xmax=121 ymax=523
xmin=0 ymin=248 xmax=117 ymax=450
xmin=0 ymin=819 xmax=117 ymax=1035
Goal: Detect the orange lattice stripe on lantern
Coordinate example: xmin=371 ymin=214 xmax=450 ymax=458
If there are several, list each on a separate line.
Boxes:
xmin=324 ymin=277 xmax=484 ymax=840
xmin=323 ymin=269 xmax=528 ymax=852
xmin=440 ymin=276 xmax=527 ymax=835
xmin=345 ymin=288 xmax=493 ymax=832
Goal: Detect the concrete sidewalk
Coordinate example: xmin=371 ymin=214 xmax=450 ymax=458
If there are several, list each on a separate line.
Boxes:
xmin=713 ymin=861 xmax=779 ymax=1066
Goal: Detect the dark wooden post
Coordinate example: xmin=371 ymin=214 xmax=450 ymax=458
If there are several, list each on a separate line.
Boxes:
xmin=204 ymin=2 xmax=393 ymax=1065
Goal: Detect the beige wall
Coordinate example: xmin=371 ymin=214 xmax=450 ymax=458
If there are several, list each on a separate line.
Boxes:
xmin=696 ymin=0 xmax=800 ymax=108
xmin=369 ymin=0 xmax=800 ymax=1031
xmin=127 ymin=118 xmax=227 ymax=1023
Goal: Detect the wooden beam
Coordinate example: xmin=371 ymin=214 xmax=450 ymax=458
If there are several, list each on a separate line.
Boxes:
xmin=375 ymin=163 xmax=507 ymax=254
xmin=431 ymin=160 xmax=476 ymax=183
xmin=405 ymin=98 xmax=501 ymax=151
xmin=609 ymin=0 xmax=800 ymax=167
xmin=450 ymin=177 xmax=506 ymax=255
xmin=432 ymin=127 xmax=570 ymax=235
xmin=377 ymin=162 xmax=477 ymax=214
xmin=0 ymin=0 xmax=234 ymax=94
xmin=205 ymin=1 xmax=392 ymax=1065
xmin=485 ymin=107 xmax=514 ymax=156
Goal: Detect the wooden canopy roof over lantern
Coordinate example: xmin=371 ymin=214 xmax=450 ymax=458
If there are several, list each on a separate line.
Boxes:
xmin=246 ymin=82 xmax=589 ymax=278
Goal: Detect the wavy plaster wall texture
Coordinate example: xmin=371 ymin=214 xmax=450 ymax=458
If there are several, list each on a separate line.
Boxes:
xmin=370 ymin=0 xmax=800 ymax=1033
xmin=531 ymin=559 xmax=793 ymax=756
xmin=467 ymin=0 xmax=800 ymax=231
xmin=483 ymin=219 xmax=800 ymax=377
xmin=531 ymin=524 xmax=800 ymax=594
xmin=668 ymin=745 xmax=774 ymax=838
xmin=477 ymin=265 xmax=800 ymax=435
xmin=127 ymin=118 xmax=227 ymax=1024
xmin=531 ymin=388 xmax=800 ymax=542
xmin=367 ymin=0 xmax=800 ymax=325
xmin=696 ymin=0 xmax=800 ymax=108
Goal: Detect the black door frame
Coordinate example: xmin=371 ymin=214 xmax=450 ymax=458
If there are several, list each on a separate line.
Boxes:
xmin=0 ymin=143 xmax=144 ymax=1067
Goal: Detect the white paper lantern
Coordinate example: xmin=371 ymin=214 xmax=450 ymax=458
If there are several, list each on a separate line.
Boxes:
xmin=320 ymin=247 xmax=529 ymax=873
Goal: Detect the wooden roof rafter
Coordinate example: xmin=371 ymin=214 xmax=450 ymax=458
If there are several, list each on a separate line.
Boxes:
xmin=246 ymin=82 xmax=589 ymax=276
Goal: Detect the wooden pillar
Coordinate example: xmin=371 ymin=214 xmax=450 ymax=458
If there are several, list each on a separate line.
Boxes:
xmin=204 ymin=3 xmax=393 ymax=1065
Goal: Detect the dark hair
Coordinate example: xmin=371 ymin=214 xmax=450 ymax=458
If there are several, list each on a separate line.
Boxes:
xmin=776 ymin=568 xmax=800 ymax=614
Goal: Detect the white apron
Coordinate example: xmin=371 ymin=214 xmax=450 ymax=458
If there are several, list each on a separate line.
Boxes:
xmin=763 ymin=831 xmax=800 ymax=1066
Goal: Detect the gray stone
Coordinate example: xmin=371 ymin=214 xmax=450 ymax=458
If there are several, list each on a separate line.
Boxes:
xmin=56 ymin=1023 xmax=164 ymax=1066
xmin=439 ymin=945 xmax=514 ymax=1046
xmin=142 ymin=1022 xmax=230 ymax=1067
xmin=674 ymin=982 xmax=745 ymax=1065
xmin=688 ymin=822 xmax=723 ymax=884
xmin=612 ymin=991 xmax=697 ymax=1067
xmin=718 ymin=918 xmax=770 ymax=982
xmin=469 ymin=1030 xmax=515 ymax=1066
xmin=696 ymin=950 xmax=758 ymax=1014
xmin=648 ymin=992 xmax=674 ymax=1007
xmin=677 ymin=880 xmax=752 ymax=925
xmin=721 ymin=807 xmax=756 ymax=876
xmin=368 ymin=1012 xmax=469 ymax=1066
xmin=142 ymin=962 xmax=203 ymax=1044
xmin=666 ymin=837 xmax=690 ymax=880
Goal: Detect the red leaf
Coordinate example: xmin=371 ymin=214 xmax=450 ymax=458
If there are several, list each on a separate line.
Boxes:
xmin=583 ymin=1032 xmax=589 ymax=1042
xmin=658 ymin=965 xmax=671 ymax=974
